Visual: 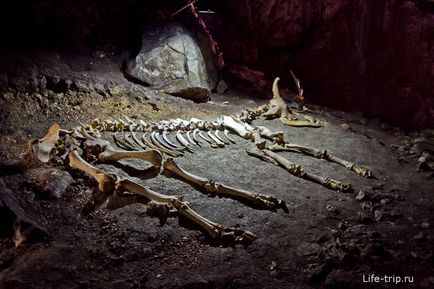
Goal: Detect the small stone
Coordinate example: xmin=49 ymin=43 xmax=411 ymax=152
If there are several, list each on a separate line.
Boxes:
xmin=380 ymin=198 xmax=393 ymax=206
xmin=361 ymin=201 xmax=373 ymax=212
xmin=414 ymin=232 xmax=426 ymax=241
xmin=156 ymin=274 xmax=163 ymax=279
xmin=374 ymin=210 xmax=383 ymax=222
xmin=216 ymin=79 xmax=228 ymax=94
xmin=270 ymin=261 xmax=277 ymax=270
xmin=355 ymin=190 xmax=368 ymax=201
xmin=358 ymin=212 xmax=374 ymax=224
xmin=338 ymin=222 xmax=349 ymax=231
xmin=326 ymin=204 xmax=337 ymax=212
xmin=421 ymin=222 xmax=430 ymax=229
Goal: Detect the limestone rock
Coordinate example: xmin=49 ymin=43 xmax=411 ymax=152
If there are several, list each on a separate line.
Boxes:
xmin=25 ymin=168 xmax=73 ymax=199
xmin=126 ymin=23 xmax=214 ymax=103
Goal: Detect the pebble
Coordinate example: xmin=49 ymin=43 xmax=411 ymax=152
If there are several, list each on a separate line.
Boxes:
xmin=414 ymin=232 xmax=426 ymax=241
xmin=421 ymin=222 xmax=430 ymax=229
xmin=374 ymin=210 xmax=383 ymax=222
xmin=355 ymin=190 xmax=368 ymax=201
xmin=358 ymin=212 xmax=374 ymax=224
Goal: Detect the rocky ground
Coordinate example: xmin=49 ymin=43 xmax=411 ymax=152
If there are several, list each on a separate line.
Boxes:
xmin=0 ymin=54 xmax=433 ymax=289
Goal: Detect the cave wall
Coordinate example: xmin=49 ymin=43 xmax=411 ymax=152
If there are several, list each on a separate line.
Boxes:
xmin=203 ymin=0 xmax=434 ymax=128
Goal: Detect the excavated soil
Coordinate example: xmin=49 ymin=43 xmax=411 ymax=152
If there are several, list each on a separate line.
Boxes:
xmin=0 ymin=89 xmax=433 ymax=289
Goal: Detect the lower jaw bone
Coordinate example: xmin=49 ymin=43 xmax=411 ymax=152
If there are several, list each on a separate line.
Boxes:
xmin=98 ymin=145 xmax=163 ymax=170
xmin=116 ymin=179 xmax=256 ymax=245
xmin=163 ymin=158 xmax=288 ymax=213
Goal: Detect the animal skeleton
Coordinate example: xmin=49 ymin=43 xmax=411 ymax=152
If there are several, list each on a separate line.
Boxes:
xmin=31 ymin=77 xmax=373 ymax=246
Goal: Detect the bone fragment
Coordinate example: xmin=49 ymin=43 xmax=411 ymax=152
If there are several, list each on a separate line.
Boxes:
xmin=251 ymin=129 xmax=266 ymax=149
xmin=247 ymin=148 xmax=352 ymax=193
xmin=32 ymin=123 xmax=60 ymax=163
xmin=163 ymin=158 xmax=288 ymax=212
xmin=290 ymin=70 xmax=304 ymax=103
xmin=116 ymin=179 xmax=256 ymax=245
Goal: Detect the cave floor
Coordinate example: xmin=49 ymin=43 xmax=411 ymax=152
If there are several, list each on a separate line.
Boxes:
xmin=0 ymin=90 xmax=433 ymax=289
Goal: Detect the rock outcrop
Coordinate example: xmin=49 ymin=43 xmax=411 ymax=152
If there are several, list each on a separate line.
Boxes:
xmin=126 ymin=23 xmax=215 ymax=102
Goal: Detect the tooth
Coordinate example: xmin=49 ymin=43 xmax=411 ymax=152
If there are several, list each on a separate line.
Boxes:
xmin=214 ymin=130 xmax=230 ymax=145
xmin=149 ymin=132 xmax=183 ymax=157
xmin=176 ymin=131 xmax=194 ymax=153
xmin=223 ymin=129 xmax=237 ymax=144
xmin=98 ymin=145 xmax=162 ymax=170
xmin=68 ymin=150 xmax=117 ymax=194
xmin=161 ymin=131 xmax=186 ymax=151
xmin=207 ymin=131 xmax=225 ymax=148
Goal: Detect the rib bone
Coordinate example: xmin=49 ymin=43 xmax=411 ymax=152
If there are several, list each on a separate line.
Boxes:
xmin=116 ymin=179 xmax=256 ymax=245
xmin=163 ymin=158 xmax=288 ymax=212
xmin=207 ymin=131 xmax=225 ymax=148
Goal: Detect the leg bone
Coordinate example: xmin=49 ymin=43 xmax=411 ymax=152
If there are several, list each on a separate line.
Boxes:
xmin=247 ymin=148 xmax=352 ymax=193
xmin=163 ymin=158 xmax=288 ymax=212
xmin=116 ymin=179 xmax=256 ymax=245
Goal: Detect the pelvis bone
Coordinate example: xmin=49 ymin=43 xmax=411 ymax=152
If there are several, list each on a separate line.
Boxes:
xmin=163 ymin=158 xmax=288 ymax=213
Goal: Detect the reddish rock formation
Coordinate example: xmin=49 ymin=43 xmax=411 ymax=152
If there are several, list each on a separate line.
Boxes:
xmin=203 ymin=0 xmax=434 ymax=128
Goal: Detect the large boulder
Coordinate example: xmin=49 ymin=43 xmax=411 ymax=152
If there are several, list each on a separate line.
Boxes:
xmin=126 ymin=23 xmax=214 ymax=102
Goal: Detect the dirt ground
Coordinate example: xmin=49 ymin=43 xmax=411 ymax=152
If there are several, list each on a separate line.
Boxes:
xmin=0 ymin=63 xmax=433 ymax=289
